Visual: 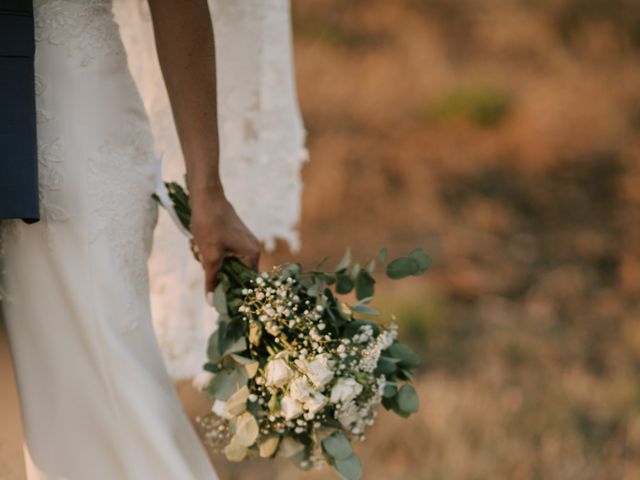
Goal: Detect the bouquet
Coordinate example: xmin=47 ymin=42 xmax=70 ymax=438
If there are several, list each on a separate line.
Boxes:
xmin=153 ymin=181 xmax=429 ymax=480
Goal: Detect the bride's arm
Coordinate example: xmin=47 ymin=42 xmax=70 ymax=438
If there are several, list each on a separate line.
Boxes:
xmin=147 ymin=0 xmax=261 ymax=298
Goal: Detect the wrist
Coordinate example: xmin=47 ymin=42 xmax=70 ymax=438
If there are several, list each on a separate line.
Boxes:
xmin=189 ymin=184 xmax=229 ymax=211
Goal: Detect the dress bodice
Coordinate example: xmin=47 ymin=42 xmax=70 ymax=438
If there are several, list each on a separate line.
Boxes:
xmin=33 ymin=0 xmax=124 ymax=68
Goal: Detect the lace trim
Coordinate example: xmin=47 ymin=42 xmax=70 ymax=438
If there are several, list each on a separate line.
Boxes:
xmin=34 ymin=0 xmax=123 ymax=67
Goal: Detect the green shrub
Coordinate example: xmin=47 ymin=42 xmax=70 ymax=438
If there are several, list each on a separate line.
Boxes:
xmin=421 ymin=84 xmax=513 ymax=128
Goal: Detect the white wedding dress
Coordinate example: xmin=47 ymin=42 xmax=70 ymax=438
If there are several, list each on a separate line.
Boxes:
xmin=0 ymin=0 xmax=307 ymax=479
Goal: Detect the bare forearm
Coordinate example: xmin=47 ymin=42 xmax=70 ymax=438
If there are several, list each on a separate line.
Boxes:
xmin=148 ymin=0 xmax=223 ymax=199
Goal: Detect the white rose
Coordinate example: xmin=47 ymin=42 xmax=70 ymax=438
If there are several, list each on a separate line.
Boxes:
xmin=296 ymin=354 xmax=334 ymax=389
xmin=289 ymin=377 xmax=328 ymax=414
xmin=305 ymin=391 xmax=328 ymax=414
xmin=280 ymin=395 xmax=304 ymax=420
xmin=289 ymin=376 xmax=314 ymax=403
xmin=330 ymin=377 xmax=363 ymax=404
xmin=336 ymin=402 xmax=359 ymax=429
xmin=265 ymin=354 xmax=293 ymax=388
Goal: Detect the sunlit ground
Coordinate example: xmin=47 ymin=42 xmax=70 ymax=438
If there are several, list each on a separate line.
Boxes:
xmin=3 ymin=0 xmax=640 ymax=478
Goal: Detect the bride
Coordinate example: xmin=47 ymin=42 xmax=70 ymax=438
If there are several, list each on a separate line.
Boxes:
xmin=0 ymin=0 xmax=307 ymax=478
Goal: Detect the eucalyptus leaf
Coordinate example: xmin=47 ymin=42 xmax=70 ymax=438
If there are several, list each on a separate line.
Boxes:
xmin=334 ymin=453 xmax=362 ymax=480
xmin=408 ymin=248 xmax=432 ymax=274
xmin=223 ymin=437 xmax=248 ymax=462
xmin=386 ymin=257 xmax=420 ymax=279
xmin=322 ymin=432 xmax=352 ymax=460
xmin=234 ymin=412 xmax=260 ymax=447
xmin=338 ymin=301 xmax=353 ymax=319
xmin=365 ymin=258 xmax=376 ymax=273
xmin=386 ymin=341 xmax=422 ymax=369
xmin=280 ymin=262 xmax=301 ymax=280
xmin=375 ymin=355 xmax=399 ymax=376
xmin=307 ymin=274 xmax=325 ymax=297
xmin=203 ymin=362 xmax=221 ymax=373
xmin=230 ymin=354 xmax=259 ymax=378
xmin=323 ymin=273 xmax=336 ymax=285
xmin=355 ymin=269 xmax=375 ymax=301
xmin=223 ymin=386 xmax=249 ymax=417
xmin=383 ymin=383 xmax=398 ymax=398
xmin=208 ymin=368 xmax=248 ymax=401
xmin=268 ymin=393 xmax=280 ymax=414
xmin=212 ymin=282 xmax=228 ymax=315
xmin=396 ymin=384 xmax=419 ymax=416
xmin=335 ymin=273 xmax=354 ymax=294
xmin=350 ymin=262 xmax=361 ymax=279
xmin=350 ymin=304 xmax=381 ymax=316
xmin=335 ymin=247 xmax=352 ymax=272
xmin=227 ymin=336 xmax=247 ymax=355
xmin=259 ymin=436 xmax=280 ymax=458
xmin=206 ymin=331 xmax=222 ymax=364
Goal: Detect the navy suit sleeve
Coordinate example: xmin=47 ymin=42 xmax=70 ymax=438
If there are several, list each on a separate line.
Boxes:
xmin=0 ymin=1 xmax=40 ymax=223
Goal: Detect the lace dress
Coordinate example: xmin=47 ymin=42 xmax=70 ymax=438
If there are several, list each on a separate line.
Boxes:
xmin=0 ymin=0 xmax=218 ymax=478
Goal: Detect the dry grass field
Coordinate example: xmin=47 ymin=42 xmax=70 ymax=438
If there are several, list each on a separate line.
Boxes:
xmin=2 ymin=0 xmax=640 ymax=478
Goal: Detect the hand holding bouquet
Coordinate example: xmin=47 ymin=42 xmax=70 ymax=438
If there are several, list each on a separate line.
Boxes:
xmin=154 ymin=182 xmax=430 ymax=480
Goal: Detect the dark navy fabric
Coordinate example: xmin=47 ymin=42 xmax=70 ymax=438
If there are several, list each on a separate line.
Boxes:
xmin=0 ymin=0 xmax=39 ymax=223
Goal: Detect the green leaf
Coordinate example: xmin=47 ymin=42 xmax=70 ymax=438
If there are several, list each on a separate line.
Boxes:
xmin=223 ymin=437 xmax=248 ymax=462
xmin=226 ymin=336 xmax=248 ymax=356
xmin=386 ymin=341 xmax=422 ymax=369
xmin=375 ymin=356 xmax=400 ymax=376
xmin=203 ymin=362 xmax=221 ymax=373
xmin=350 ymin=304 xmax=381 ymax=316
xmin=379 ymin=246 xmax=388 ymax=263
xmin=335 ymin=247 xmax=352 ymax=272
xmin=381 ymin=396 xmax=395 ymax=410
xmin=395 ymin=384 xmax=419 ymax=416
xmin=336 ymin=301 xmax=353 ymax=321
xmin=234 ymin=412 xmax=260 ymax=447
xmin=259 ymin=436 xmax=280 ymax=458
xmin=408 ymin=248 xmax=432 ymax=274
xmin=212 ymin=282 xmax=228 ymax=314
xmin=350 ymin=263 xmax=361 ymax=279
xmin=323 ymin=273 xmax=336 ymax=285
xmin=268 ymin=393 xmax=280 ymax=414
xmin=334 ymin=453 xmax=362 ymax=480
xmin=208 ymin=368 xmax=248 ymax=401
xmin=335 ymin=273 xmax=354 ymax=294
xmin=307 ymin=273 xmax=325 ymax=297
xmin=386 ymin=257 xmax=420 ymax=279
xmin=224 ymin=386 xmax=249 ymax=416
xmin=279 ymin=262 xmax=301 ymax=280
xmin=355 ymin=269 xmax=375 ymax=301
xmin=322 ymin=432 xmax=352 ymax=460
xmin=365 ymin=258 xmax=376 ymax=273
xmin=383 ymin=383 xmax=398 ymax=398
xmin=206 ymin=331 xmax=222 ymax=364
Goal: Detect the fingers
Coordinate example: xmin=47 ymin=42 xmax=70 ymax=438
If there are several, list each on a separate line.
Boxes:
xmin=190 ymin=239 xmax=202 ymax=263
xmin=244 ymin=248 xmax=261 ymax=271
xmin=232 ymin=237 xmax=261 ymax=271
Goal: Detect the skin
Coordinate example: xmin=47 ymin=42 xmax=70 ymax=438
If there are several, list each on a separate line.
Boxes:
xmin=147 ymin=0 xmax=261 ymax=297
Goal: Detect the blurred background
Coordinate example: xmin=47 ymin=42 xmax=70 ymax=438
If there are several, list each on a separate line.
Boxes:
xmin=3 ymin=0 xmax=640 ymax=478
